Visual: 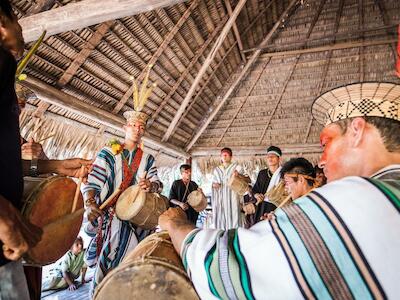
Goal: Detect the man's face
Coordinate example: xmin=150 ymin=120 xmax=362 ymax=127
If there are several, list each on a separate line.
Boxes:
xmin=181 ymin=168 xmax=191 ymax=181
xmin=319 ymin=123 xmax=358 ymax=182
xmin=124 ymin=121 xmax=145 ymax=143
xmin=221 ymin=151 xmax=232 ymax=163
xmin=71 ymin=242 xmax=83 ymax=255
xmin=283 ymin=174 xmax=306 ymax=200
xmin=266 ymin=153 xmax=280 ymax=168
xmin=0 ymin=13 xmax=24 ymax=59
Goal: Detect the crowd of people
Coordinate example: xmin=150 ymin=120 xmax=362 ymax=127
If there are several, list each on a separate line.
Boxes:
xmin=1 ymin=0 xmax=400 ymax=299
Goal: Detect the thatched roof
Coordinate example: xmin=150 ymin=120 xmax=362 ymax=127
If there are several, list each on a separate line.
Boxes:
xmin=12 ymin=0 xmax=400 ymax=167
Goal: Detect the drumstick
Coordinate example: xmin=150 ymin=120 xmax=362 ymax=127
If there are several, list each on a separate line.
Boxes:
xmin=129 ymin=171 xmax=148 ymax=204
xmin=99 ymin=187 xmax=121 ymax=210
xmin=71 ymin=166 xmax=85 ymax=213
xmin=277 ymin=195 xmax=292 ymax=209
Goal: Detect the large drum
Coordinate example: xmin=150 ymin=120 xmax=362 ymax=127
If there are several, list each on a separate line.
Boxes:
xmin=228 ymin=173 xmax=249 ymax=196
xmin=94 ymin=231 xmax=199 ymax=299
xmin=116 ymin=185 xmax=168 ymax=230
xmin=22 ymin=176 xmax=83 ymax=266
xmin=187 ymin=190 xmax=207 ymax=212
xmin=265 ymin=180 xmax=291 ymax=207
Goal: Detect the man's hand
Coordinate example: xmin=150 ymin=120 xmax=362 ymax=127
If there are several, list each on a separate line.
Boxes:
xmin=21 ymin=138 xmax=45 ymax=159
xmin=260 ymin=212 xmax=275 ymax=221
xmin=254 ymin=193 xmax=265 ymax=205
xmin=86 ymin=203 xmax=103 ymax=223
xmin=1 ymin=202 xmax=42 ymax=261
xmin=178 ymin=202 xmax=189 ymax=211
xmin=159 ymin=207 xmax=188 ymax=231
xmin=55 ymin=159 xmax=92 ymax=182
xmin=68 ymin=283 xmax=78 ymax=291
xmin=212 ymin=182 xmax=221 ymax=189
xmin=242 ymin=203 xmax=256 ymax=215
xmin=139 ymin=178 xmax=151 ymax=192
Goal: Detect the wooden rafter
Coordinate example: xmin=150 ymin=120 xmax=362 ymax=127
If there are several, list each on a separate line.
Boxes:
xmin=162 ymin=0 xmax=248 ymax=142
xmin=185 ymin=0 xmax=300 ymax=151
xmin=303 ymin=0 xmax=344 ymax=144
xmin=224 ymin=0 xmax=246 ymax=62
xmin=23 ymin=76 xmax=189 ymax=158
xmin=149 ymin=16 xmax=227 ymax=127
xmin=217 ymin=58 xmax=270 ymax=146
xmin=20 ymin=0 xmax=189 ymax=43
xmin=375 ymin=0 xmax=397 ymax=64
xmin=26 ymin=0 xmax=56 ymax=16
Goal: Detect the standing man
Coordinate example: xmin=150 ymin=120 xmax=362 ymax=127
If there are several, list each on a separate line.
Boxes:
xmin=83 ymin=92 xmax=162 ymax=294
xmin=160 ymin=82 xmax=400 ymax=299
xmin=211 ymin=147 xmax=250 ymax=229
xmin=243 ymin=145 xmax=282 ymax=225
xmin=169 ymin=164 xmax=200 ymax=225
xmin=0 ymin=2 xmax=91 ymax=299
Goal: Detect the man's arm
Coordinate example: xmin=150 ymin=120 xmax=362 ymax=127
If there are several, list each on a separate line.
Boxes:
xmin=81 ymin=266 xmax=87 ymax=284
xmin=62 ymin=271 xmax=77 ymax=290
xmin=22 ymin=158 xmax=91 ymax=179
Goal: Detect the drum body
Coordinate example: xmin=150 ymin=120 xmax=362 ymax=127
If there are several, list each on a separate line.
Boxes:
xmin=22 ymin=176 xmax=83 ymax=266
xmin=265 ymin=181 xmax=291 ymax=207
xmin=187 ymin=190 xmax=207 ymax=212
xmin=116 ymin=185 xmax=168 ymax=230
xmin=228 ymin=174 xmax=249 ymax=196
xmin=94 ymin=232 xmax=199 ymax=300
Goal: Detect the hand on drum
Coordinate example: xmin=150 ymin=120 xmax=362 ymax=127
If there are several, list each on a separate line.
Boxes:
xmin=178 ymin=202 xmax=189 ymax=211
xmin=21 ymin=138 xmax=45 ymax=159
xmin=260 ymin=212 xmax=275 ymax=221
xmin=254 ymin=193 xmax=265 ymax=205
xmin=158 ymin=207 xmax=189 ymax=231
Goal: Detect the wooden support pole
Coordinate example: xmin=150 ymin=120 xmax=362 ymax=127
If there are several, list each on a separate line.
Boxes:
xmin=20 ymin=0 xmax=189 ymax=43
xmin=22 ymin=76 xmax=189 ymax=158
xmin=185 ymin=0 xmax=300 ymax=151
xmin=162 ymin=0 xmax=248 ymax=142
xmin=224 ymin=0 xmax=246 ymax=62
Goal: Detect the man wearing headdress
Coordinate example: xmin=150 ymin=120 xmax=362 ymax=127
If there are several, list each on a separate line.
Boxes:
xmin=243 ymin=146 xmax=282 ymax=225
xmin=159 ymin=82 xmax=400 ymax=299
xmin=211 ymin=148 xmax=250 ymax=229
xmin=83 ymin=74 xmax=162 ymax=294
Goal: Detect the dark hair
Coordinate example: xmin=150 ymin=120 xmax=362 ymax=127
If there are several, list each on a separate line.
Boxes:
xmin=0 ymin=0 xmax=13 ymax=19
xmin=220 ymin=147 xmax=232 ymax=156
xmin=267 ymin=145 xmax=282 ymax=157
xmin=180 ymin=164 xmax=191 ymax=172
xmin=73 ymin=236 xmax=84 ymax=248
xmin=281 ymin=157 xmax=316 ymax=186
xmin=336 ymin=117 xmax=400 ymax=152
xmin=314 ymin=165 xmax=324 ymax=174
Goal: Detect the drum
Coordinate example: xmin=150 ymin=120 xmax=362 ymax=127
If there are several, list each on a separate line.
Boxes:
xmin=265 ymin=180 xmax=291 ymax=207
xmin=187 ymin=190 xmax=207 ymax=212
xmin=22 ymin=176 xmax=83 ymax=266
xmin=116 ymin=185 xmax=168 ymax=230
xmin=94 ymin=232 xmax=199 ymax=300
xmin=228 ymin=173 xmax=249 ymax=196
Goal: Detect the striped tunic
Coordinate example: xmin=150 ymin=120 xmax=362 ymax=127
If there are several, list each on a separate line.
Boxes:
xmin=182 ymin=164 xmax=400 ymax=299
xmin=212 ymin=163 xmax=245 ymax=229
xmin=82 ymin=146 xmax=160 ymax=294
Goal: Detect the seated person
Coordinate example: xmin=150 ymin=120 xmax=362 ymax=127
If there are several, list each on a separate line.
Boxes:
xmin=42 ymin=237 xmax=87 ymax=291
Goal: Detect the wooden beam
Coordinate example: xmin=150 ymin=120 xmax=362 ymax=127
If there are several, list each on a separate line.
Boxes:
xmin=224 ymin=0 xmax=246 ymax=62
xmin=20 ymin=0 xmax=189 ymax=43
xmin=111 ymin=0 xmax=199 ymax=115
xmin=258 ymin=38 xmax=397 ymax=59
xmin=216 ymin=58 xmax=270 ymax=146
xmin=162 ymin=0 xmax=248 ymax=142
xmin=185 ymin=0 xmax=300 ymax=151
xmin=25 ymin=0 xmax=56 ymax=16
xmin=190 ymin=144 xmax=322 ymax=156
xmin=149 ymin=16 xmax=227 ymax=126
xmin=22 ymin=76 xmax=189 ymax=158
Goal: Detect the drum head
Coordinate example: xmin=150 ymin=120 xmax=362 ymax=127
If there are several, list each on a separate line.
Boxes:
xmin=94 ymin=258 xmax=199 ymax=300
xmin=116 ymin=185 xmax=145 ymax=221
xmin=22 ymin=176 xmax=83 ymax=265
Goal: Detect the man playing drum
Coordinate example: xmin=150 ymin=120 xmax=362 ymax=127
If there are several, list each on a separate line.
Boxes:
xmin=169 ymin=164 xmax=200 ymax=224
xmin=211 ymin=148 xmax=250 ymax=229
xmin=83 ymin=75 xmax=162 ymax=294
xmin=0 ymin=2 xmax=91 ymax=299
xmin=160 ymin=82 xmax=400 ymax=299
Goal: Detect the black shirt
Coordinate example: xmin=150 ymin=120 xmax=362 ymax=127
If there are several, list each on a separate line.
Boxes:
xmin=169 ymin=180 xmax=199 ymax=224
xmin=0 ymin=47 xmax=23 ymax=266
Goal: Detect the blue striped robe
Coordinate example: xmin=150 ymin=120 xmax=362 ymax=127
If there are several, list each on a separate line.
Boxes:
xmin=82 ymin=146 xmax=160 ymax=294
xmin=182 ymin=164 xmax=400 ymax=299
